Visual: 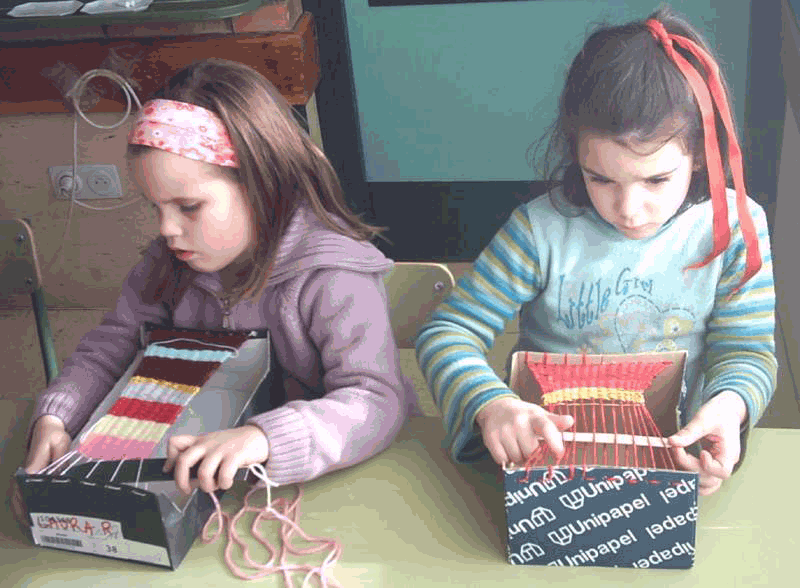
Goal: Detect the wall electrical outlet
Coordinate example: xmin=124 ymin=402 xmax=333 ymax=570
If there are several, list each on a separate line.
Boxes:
xmin=49 ymin=165 xmax=124 ymax=200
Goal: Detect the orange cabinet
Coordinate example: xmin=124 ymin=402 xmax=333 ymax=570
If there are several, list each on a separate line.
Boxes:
xmin=0 ymin=11 xmax=319 ymax=114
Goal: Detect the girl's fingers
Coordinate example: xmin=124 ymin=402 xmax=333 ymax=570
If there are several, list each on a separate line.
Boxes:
xmin=669 ymin=419 xmax=710 ymax=448
xmin=697 ymin=475 xmax=723 ymax=496
xmin=216 ymin=457 xmax=241 ymax=491
xmin=25 ymin=439 xmax=49 ymax=473
xmin=25 ymin=438 xmax=65 ymax=473
xmin=480 ymin=404 xmax=578 ymax=467
xmin=163 ymin=435 xmax=198 ymax=473
xmin=672 ymin=448 xmax=725 ymax=496
xmin=516 ymin=427 xmax=541 ymax=462
xmin=501 ymin=435 xmax=524 ymax=467
xmin=483 ymin=426 xmax=514 ymax=466
xmin=51 ymin=434 xmax=70 ymax=465
xmin=24 ymin=447 xmax=49 ymax=474
xmin=700 ymin=448 xmax=732 ymax=479
xmin=197 ymin=452 xmax=224 ymax=494
xmin=670 ymin=445 xmax=702 ymax=473
xmin=540 ymin=419 xmax=565 ymax=458
xmin=172 ymin=444 xmax=206 ymax=494
xmin=553 ymin=414 xmax=575 ymax=431
xmin=485 ymin=437 xmax=507 ymax=466
xmin=673 ymin=442 xmax=732 ymax=479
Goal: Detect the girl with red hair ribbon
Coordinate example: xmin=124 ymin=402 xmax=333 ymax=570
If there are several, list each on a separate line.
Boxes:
xmin=417 ymin=7 xmax=776 ymax=497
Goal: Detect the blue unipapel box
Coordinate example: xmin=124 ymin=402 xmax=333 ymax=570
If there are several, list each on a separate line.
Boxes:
xmin=503 ymin=351 xmax=698 ymax=569
xmin=504 ymin=465 xmax=698 ymax=568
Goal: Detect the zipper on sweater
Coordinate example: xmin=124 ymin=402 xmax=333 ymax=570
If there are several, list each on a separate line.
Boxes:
xmin=220 ymin=296 xmax=232 ymax=330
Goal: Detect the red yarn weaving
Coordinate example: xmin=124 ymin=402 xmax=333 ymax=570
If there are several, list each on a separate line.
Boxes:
xmin=523 ymin=353 xmax=675 ymax=476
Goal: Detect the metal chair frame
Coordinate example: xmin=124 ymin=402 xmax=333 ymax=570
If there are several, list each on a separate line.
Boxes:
xmin=0 ymin=219 xmax=59 ymax=384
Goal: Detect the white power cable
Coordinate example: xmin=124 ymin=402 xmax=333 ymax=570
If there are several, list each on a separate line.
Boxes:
xmin=55 ymin=69 xmax=146 ymax=264
xmin=65 ymin=68 xmax=144 ymax=211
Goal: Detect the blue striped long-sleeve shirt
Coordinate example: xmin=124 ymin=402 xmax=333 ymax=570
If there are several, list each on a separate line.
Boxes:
xmin=416 ymin=190 xmax=776 ymax=463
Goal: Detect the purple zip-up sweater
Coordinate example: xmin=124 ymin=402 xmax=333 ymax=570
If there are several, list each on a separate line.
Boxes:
xmin=29 ymin=205 xmax=417 ymax=485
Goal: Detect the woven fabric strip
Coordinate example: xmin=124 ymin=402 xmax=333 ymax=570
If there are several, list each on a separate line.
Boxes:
xmin=526 ymin=358 xmax=672 ymax=398
xmin=78 ymin=335 xmax=248 ymax=460
xmin=540 ymin=387 xmax=645 ymax=405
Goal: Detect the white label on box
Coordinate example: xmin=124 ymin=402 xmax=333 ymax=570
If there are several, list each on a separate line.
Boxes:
xmin=30 ymin=512 xmax=169 ymax=566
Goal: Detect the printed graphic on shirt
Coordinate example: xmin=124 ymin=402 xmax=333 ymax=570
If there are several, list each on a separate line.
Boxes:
xmin=555 ymin=267 xmax=697 ymax=354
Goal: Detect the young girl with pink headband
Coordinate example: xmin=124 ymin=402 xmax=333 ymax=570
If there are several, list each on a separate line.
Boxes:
xmin=417 ymin=7 xmax=776 ymax=497
xmin=19 ymin=59 xmax=416 ymax=576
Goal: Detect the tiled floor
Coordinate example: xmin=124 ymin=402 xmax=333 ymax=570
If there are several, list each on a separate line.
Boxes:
xmin=2 ymin=262 xmax=799 ymax=546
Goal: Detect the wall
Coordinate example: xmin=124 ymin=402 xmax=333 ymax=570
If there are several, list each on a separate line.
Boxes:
xmin=344 ymin=0 xmax=752 ymax=182
xmin=764 ymin=0 xmax=800 ymax=426
xmin=0 ymin=1 xmax=758 ymax=306
xmin=0 ymin=112 xmax=158 ymax=309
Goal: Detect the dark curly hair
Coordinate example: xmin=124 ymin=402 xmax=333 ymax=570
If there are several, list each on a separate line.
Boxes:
xmin=529 ymin=5 xmax=740 ymax=216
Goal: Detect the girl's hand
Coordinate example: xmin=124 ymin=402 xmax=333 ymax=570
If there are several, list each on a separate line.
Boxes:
xmin=11 ymin=415 xmax=72 ymax=528
xmin=475 ymin=396 xmax=574 ymax=466
xmin=163 ymin=425 xmax=270 ymax=495
xmin=24 ymin=415 xmax=71 ymax=473
xmin=668 ymin=390 xmax=748 ymax=496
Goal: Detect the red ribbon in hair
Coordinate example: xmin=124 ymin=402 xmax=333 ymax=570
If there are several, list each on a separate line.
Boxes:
xmin=646 ymin=19 xmax=761 ymax=292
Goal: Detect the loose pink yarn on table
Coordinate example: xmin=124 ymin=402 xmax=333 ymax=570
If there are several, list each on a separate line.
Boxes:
xmin=202 ymin=464 xmax=342 ymax=586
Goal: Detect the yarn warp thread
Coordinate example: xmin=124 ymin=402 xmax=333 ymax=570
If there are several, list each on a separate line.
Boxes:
xmin=522 ymin=352 xmax=676 ymax=480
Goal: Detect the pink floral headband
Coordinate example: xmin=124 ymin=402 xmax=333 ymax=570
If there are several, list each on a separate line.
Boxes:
xmin=128 ymin=99 xmax=239 ymax=168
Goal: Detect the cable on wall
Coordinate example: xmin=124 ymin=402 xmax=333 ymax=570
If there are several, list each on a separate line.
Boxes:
xmin=54 ymin=69 xmax=146 ymax=265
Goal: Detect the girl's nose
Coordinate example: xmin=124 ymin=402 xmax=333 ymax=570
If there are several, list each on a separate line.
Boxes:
xmin=617 ymin=185 xmax=646 ymax=221
xmin=160 ymin=213 xmax=182 ymax=239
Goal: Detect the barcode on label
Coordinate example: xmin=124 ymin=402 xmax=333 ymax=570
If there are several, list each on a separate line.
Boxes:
xmin=41 ymin=535 xmax=83 ymax=548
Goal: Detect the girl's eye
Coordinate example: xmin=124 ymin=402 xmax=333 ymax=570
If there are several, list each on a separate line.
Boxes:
xmin=588 ymin=177 xmax=612 ymax=185
xmin=646 ymin=177 xmax=669 ymax=186
xmin=180 ymin=203 xmax=200 ymax=214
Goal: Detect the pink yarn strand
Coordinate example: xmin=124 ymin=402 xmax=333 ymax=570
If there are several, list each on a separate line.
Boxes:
xmin=202 ymin=465 xmax=342 ymax=586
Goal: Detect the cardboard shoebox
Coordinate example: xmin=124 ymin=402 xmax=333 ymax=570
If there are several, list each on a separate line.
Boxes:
xmin=16 ymin=326 xmax=277 ymax=570
xmin=503 ymin=351 xmax=699 ymax=569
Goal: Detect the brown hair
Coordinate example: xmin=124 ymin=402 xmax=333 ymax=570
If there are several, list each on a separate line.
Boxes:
xmin=529 ymin=6 xmax=739 ymax=214
xmin=130 ymin=58 xmax=383 ymax=307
